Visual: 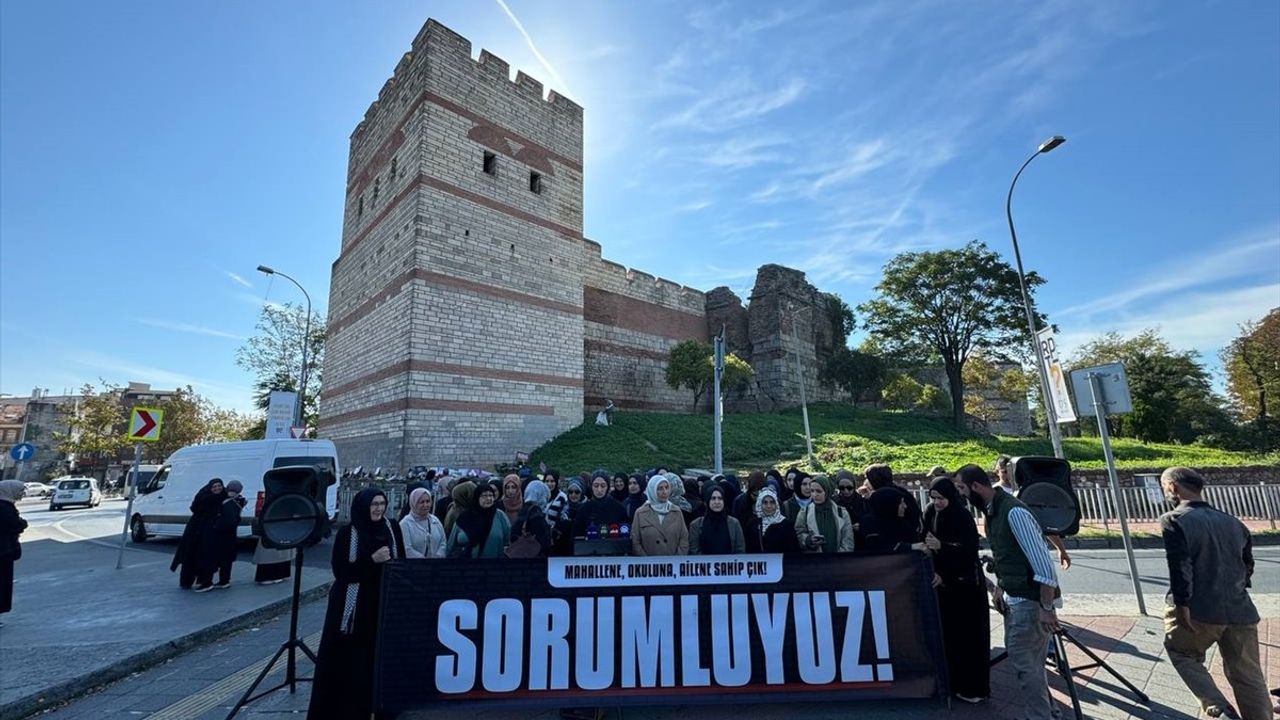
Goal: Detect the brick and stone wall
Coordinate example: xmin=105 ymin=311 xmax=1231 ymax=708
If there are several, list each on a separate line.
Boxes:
xmin=582 ymin=239 xmax=708 ymax=413
xmin=320 ymin=18 xmax=1033 ymax=471
xmin=322 ymin=19 xmax=586 ymax=469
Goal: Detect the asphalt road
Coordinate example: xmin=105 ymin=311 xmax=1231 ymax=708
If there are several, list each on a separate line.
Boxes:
xmin=16 ymin=496 xmax=335 ymax=569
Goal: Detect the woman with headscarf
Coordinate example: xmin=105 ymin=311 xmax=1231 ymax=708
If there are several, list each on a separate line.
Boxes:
xmin=630 ymin=474 xmax=689 ymax=556
xmin=923 ymin=476 xmax=989 ymax=703
xmin=171 ymin=478 xmax=224 ymax=590
xmin=681 ymin=478 xmax=705 ymax=521
xmin=433 ymin=475 xmax=455 ymax=521
xmin=665 ymin=473 xmax=695 ymax=526
xmin=833 ymin=469 xmax=867 ymax=531
xmin=610 ymin=472 xmax=628 ymax=502
xmin=733 ymin=471 xmax=767 ymax=528
xmin=198 ymin=480 xmax=245 ymax=590
xmin=447 ymin=481 xmax=510 ymax=558
xmin=443 ymin=479 xmax=475 ymax=536
xmin=509 ymin=479 xmax=553 ymax=557
xmin=745 ymin=488 xmax=801 ymax=554
xmin=545 ymin=476 xmax=583 ymax=556
xmin=781 ymin=471 xmax=811 ymax=525
xmin=400 ymin=487 xmax=447 ymax=559
xmin=795 ymin=475 xmax=855 ymax=553
xmin=689 ymin=484 xmax=745 ymax=555
xmin=0 ymin=480 xmax=28 ymax=623
xmin=573 ymin=474 xmax=628 ymax=539
xmin=623 ymin=474 xmax=647 ymax=522
xmin=499 ymin=474 xmax=524 ymax=526
xmin=542 ymin=469 xmax=560 ymax=497
xmin=860 ymin=486 xmax=924 ymax=552
xmin=307 ymin=488 xmax=405 ymax=720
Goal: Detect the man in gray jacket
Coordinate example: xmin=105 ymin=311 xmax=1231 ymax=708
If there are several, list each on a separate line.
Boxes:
xmin=1159 ymin=466 xmax=1270 ymax=720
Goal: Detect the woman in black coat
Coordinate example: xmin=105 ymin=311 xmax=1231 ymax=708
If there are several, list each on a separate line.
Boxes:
xmin=197 ymin=480 xmax=245 ymax=590
xmin=171 ymin=479 xmax=224 ymax=589
xmin=1 ymin=480 xmax=28 ymax=622
xmin=744 ymin=488 xmax=801 ymax=554
xmin=572 ymin=474 xmax=628 ymax=538
xmin=923 ymin=477 xmax=990 ymax=702
xmin=859 ymin=487 xmax=920 ymax=552
xmin=308 ymin=488 xmax=406 ymax=720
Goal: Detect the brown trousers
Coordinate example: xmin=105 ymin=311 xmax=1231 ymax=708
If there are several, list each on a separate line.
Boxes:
xmin=1163 ymin=606 xmax=1271 ymax=720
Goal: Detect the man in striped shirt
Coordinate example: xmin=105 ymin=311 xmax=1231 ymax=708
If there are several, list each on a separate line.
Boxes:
xmin=956 ymin=464 xmax=1061 ymax=720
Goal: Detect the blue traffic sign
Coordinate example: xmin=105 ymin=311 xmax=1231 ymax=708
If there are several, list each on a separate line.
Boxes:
xmin=9 ymin=442 xmax=35 ymax=462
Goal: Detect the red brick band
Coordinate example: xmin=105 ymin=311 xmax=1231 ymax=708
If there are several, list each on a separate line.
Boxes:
xmin=341 ymin=172 xmax=582 ymax=260
xmin=326 ymin=359 xmax=583 ymax=400
xmin=328 ymin=267 xmax=582 ymax=338
xmin=346 ymin=89 xmax=582 ymax=199
xmin=324 ymin=397 xmax=555 ymax=427
xmin=583 ymin=286 xmax=708 ymax=342
xmin=583 ymin=338 xmax=670 ymax=362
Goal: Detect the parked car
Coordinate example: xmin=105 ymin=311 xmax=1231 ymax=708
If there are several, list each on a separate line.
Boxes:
xmin=24 ymin=481 xmax=55 ymax=498
xmin=49 ymin=477 xmax=103 ymax=510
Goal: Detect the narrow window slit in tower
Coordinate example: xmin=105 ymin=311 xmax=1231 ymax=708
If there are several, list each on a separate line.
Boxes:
xmin=529 ymin=171 xmax=543 ymax=194
xmin=483 ymin=152 xmax=496 ymax=175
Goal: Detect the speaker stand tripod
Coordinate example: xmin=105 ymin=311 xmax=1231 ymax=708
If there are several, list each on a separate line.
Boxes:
xmin=989 ymin=620 xmax=1149 ymax=720
xmin=226 ymin=548 xmax=317 ymax=720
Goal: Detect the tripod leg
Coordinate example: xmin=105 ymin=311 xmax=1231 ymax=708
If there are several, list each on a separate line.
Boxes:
xmin=1060 ymin=630 xmax=1150 ymax=703
xmin=225 ymin=643 xmax=289 ymax=720
xmin=297 ymin=638 xmax=319 ymax=664
xmin=1053 ymin=632 xmax=1084 ymax=720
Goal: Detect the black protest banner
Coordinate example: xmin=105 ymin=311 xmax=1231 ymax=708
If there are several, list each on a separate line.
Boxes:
xmin=375 ymin=552 xmax=947 ymax=711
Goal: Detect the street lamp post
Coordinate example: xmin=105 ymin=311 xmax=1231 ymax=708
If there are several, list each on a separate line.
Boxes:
xmin=257 ymin=265 xmax=312 ymax=430
xmin=1006 ymin=135 xmax=1066 ymax=459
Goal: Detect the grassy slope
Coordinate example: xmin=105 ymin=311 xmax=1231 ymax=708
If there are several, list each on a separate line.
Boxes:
xmin=529 ymin=403 xmax=1278 ymax=474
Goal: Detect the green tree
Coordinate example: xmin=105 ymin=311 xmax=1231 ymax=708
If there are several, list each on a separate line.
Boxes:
xmin=880 ymin=374 xmax=925 ymax=411
xmin=236 ymin=303 xmax=325 ymax=429
xmin=824 ymin=293 xmax=856 ymax=348
xmin=665 ymin=340 xmax=754 ymax=412
xmin=858 ymin=240 xmax=1042 ymax=429
xmin=1069 ymin=329 xmax=1231 ymax=443
xmin=821 ymin=347 xmax=886 ymax=402
xmin=54 ymin=383 xmax=127 ymax=467
xmin=1222 ymin=310 xmax=1280 ymax=427
xmin=963 ymin=351 xmax=1035 ymax=427
xmin=204 ymin=406 xmax=261 ymax=442
xmin=148 ymin=386 xmax=207 ymax=460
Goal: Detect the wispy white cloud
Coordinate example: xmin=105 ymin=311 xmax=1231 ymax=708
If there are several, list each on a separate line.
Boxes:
xmin=696 ymin=135 xmax=791 ymax=169
xmin=676 ymin=200 xmax=712 ymax=213
xmin=232 ymin=291 xmax=288 ymax=313
xmin=59 ymin=350 xmax=254 ymax=412
xmin=654 ymin=77 xmax=806 ymax=132
xmin=493 ymin=0 xmax=574 ymax=98
xmin=225 ymin=271 xmax=252 ymax=288
xmin=133 ymin=318 xmax=245 ymax=341
xmin=1055 ymin=228 xmax=1280 ymax=320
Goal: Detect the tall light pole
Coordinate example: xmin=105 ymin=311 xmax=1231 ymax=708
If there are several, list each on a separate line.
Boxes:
xmin=1006 ymin=135 xmax=1066 ymax=459
xmin=257 ymin=265 xmax=312 ymax=430
xmin=784 ymin=301 xmax=815 ymax=465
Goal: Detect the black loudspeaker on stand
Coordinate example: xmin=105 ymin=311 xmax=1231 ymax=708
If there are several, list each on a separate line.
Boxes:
xmin=225 ymin=465 xmax=333 ymax=720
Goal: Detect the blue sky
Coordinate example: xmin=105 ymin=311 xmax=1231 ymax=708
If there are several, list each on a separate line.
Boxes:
xmin=2 ymin=0 xmax=1278 ymax=413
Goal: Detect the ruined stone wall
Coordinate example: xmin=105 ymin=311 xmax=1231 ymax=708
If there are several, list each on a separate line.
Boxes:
xmin=322 ymin=19 xmax=586 ymax=469
xmin=582 ymin=239 xmax=708 ymax=413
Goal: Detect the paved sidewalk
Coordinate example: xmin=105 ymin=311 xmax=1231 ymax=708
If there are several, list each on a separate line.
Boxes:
xmin=0 ymin=536 xmax=330 ymax=720
xmin=27 ymin=602 xmax=1279 ymax=720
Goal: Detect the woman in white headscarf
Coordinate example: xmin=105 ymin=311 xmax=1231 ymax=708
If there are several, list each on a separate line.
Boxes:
xmin=630 ymin=475 xmax=688 ymax=556
xmin=745 ymin=487 xmax=801 ymax=554
xmin=0 ymin=480 xmax=27 ymax=623
xmin=400 ymin=487 xmax=447 ymax=559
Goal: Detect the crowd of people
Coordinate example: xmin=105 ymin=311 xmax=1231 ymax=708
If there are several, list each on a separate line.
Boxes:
xmin=308 ymin=458 xmax=1042 ymax=717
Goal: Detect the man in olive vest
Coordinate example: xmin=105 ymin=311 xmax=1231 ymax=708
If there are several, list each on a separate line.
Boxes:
xmin=955 ymin=464 xmax=1060 ymax=720
xmin=1160 ymin=466 xmax=1269 ymax=720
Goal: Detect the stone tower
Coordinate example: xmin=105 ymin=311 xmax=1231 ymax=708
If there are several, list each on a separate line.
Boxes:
xmin=321 ymin=19 xmax=587 ymax=468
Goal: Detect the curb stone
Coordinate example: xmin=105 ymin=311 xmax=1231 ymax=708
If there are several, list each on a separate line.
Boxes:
xmin=3 ymin=581 xmax=333 ymax=720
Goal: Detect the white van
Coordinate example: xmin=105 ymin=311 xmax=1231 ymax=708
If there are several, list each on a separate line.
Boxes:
xmin=129 ymin=439 xmax=339 ymax=542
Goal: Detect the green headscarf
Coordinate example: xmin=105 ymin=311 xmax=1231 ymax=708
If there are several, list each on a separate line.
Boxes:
xmin=810 ymin=474 xmax=839 ymax=553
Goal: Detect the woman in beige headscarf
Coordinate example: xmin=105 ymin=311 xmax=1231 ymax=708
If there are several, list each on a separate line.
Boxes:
xmin=0 ymin=480 xmax=28 ymax=624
